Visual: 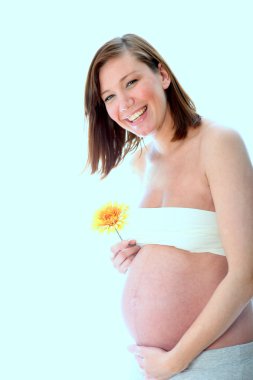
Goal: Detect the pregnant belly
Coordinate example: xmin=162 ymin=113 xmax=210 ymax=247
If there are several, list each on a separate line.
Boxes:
xmin=121 ymin=244 xmax=228 ymax=351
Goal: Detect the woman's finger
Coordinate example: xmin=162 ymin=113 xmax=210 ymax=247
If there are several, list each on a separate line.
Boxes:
xmin=110 ymin=240 xmax=129 ymax=255
xmin=112 ymin=251 xmax=131 ymax=268
xmin=135 ymin=354 xmax=145 ymax=369
xmin=119 ymin=256 xmax=136 ymax=273
xmin=110 ymin=239 xmax=136 ymax=258
xmin=112 ymin=245 xmax=139 ymax=265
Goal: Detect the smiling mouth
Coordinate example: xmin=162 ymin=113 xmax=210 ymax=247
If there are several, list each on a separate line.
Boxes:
xmin=126 ymin=106 xmax=147 ymax=122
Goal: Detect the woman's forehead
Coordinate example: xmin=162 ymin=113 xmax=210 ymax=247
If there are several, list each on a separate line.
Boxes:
xmin=99 ymin=53 xmax=148 ymax=91
xmin=101 ymin=52 xmax=141 ymax=75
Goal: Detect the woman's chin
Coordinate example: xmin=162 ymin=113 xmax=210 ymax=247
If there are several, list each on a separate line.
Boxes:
xmin=132 ymin=126 xmax=154 ymax=138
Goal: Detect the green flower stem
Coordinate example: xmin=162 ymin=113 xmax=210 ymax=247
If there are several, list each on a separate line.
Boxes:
xmin=115 ymin=227 xmax=123 ymax=240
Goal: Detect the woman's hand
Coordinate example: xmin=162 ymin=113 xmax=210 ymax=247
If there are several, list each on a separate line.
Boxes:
xmin=128 ymin=344 xmax=187 ymax=380
xmin=110 ymin=239 xmax=141 ymax=273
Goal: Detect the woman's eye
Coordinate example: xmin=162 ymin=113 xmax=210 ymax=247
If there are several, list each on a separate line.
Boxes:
xmin=126 ymin=79 xmax=137 ymax=87
xmin=104 ymin=94 xmax=114 ymax=102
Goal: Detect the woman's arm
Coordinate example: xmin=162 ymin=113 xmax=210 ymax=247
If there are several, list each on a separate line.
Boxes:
xmin=170 ymin=126 xmax=253 ymax=369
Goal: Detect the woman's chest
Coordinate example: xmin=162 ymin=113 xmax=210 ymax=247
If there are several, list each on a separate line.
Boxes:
xmin=139 ymin=147 xmax=213 ymax=208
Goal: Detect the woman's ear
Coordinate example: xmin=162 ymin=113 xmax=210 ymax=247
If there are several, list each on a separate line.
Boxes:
xmin=158 ymin=63 xmax=171 ymax=89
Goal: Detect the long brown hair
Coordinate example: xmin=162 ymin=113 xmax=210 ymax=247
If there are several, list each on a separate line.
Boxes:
xmin=84 ymin=34 xmax=201 ymax=178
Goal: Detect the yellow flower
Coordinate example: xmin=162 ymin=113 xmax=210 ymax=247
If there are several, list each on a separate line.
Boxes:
xmin=92 ymin=202 xmax=129 ymax=239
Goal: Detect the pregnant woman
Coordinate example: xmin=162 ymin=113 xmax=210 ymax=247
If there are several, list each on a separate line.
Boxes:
xmin=84 ymin=34 xmax=253 ymax=379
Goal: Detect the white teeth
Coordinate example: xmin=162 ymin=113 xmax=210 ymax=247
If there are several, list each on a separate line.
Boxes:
xmin=127 ymin=106 xmax=147 ymax=122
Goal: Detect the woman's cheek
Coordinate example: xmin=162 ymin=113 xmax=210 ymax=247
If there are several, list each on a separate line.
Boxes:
xmin=106 ymin=106 xmax=115 ymax=120
xmin=106 ymin=105 xmax=117 ymax=122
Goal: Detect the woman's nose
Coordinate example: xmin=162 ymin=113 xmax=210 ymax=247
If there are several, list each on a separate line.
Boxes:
xmin=119 ymin=95 xmax=134 ymax=113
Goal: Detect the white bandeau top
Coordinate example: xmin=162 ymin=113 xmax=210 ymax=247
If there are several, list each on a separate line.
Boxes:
xmin=123 ymin=207 xmax=225 ymax=256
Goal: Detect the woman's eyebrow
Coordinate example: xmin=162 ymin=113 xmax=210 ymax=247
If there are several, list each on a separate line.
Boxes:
xmin=101 ymin=70 xmax=138 ymax=96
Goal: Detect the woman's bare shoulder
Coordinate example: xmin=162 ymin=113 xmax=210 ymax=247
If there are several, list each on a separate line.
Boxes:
xmin=199 ymin=119 xmax=252 ymax=184
xmin=200 ymin=118 xmax=245 ymax=150
xmin=198 ymin=119 xmax=252 ymax=181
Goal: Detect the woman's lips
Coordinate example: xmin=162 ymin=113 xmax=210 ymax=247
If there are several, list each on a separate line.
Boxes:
xmin=126 ymin=106 xmax=148 ymax=122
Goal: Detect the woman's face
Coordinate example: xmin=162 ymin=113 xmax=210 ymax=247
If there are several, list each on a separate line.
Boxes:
xmin=99 ymin=51 xmax=171 ymax=138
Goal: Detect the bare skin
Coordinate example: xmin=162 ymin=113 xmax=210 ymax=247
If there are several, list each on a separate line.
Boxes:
xmin=101 ymin=52 xmax=253 ymax=378
xmin=112 ymin=120 xmax=253 ymax=353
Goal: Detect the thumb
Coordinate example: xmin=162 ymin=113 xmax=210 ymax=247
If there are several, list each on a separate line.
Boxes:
xmin=128 ymin=239 xmax=136 ymax=247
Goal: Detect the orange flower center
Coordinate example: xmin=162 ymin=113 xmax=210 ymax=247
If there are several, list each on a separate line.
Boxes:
xmin=101 ymin=208 xmax=121 ymax=226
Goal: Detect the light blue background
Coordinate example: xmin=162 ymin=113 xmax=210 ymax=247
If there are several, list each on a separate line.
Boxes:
xmin=1 ymin=1 xmax=252 ymax=379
